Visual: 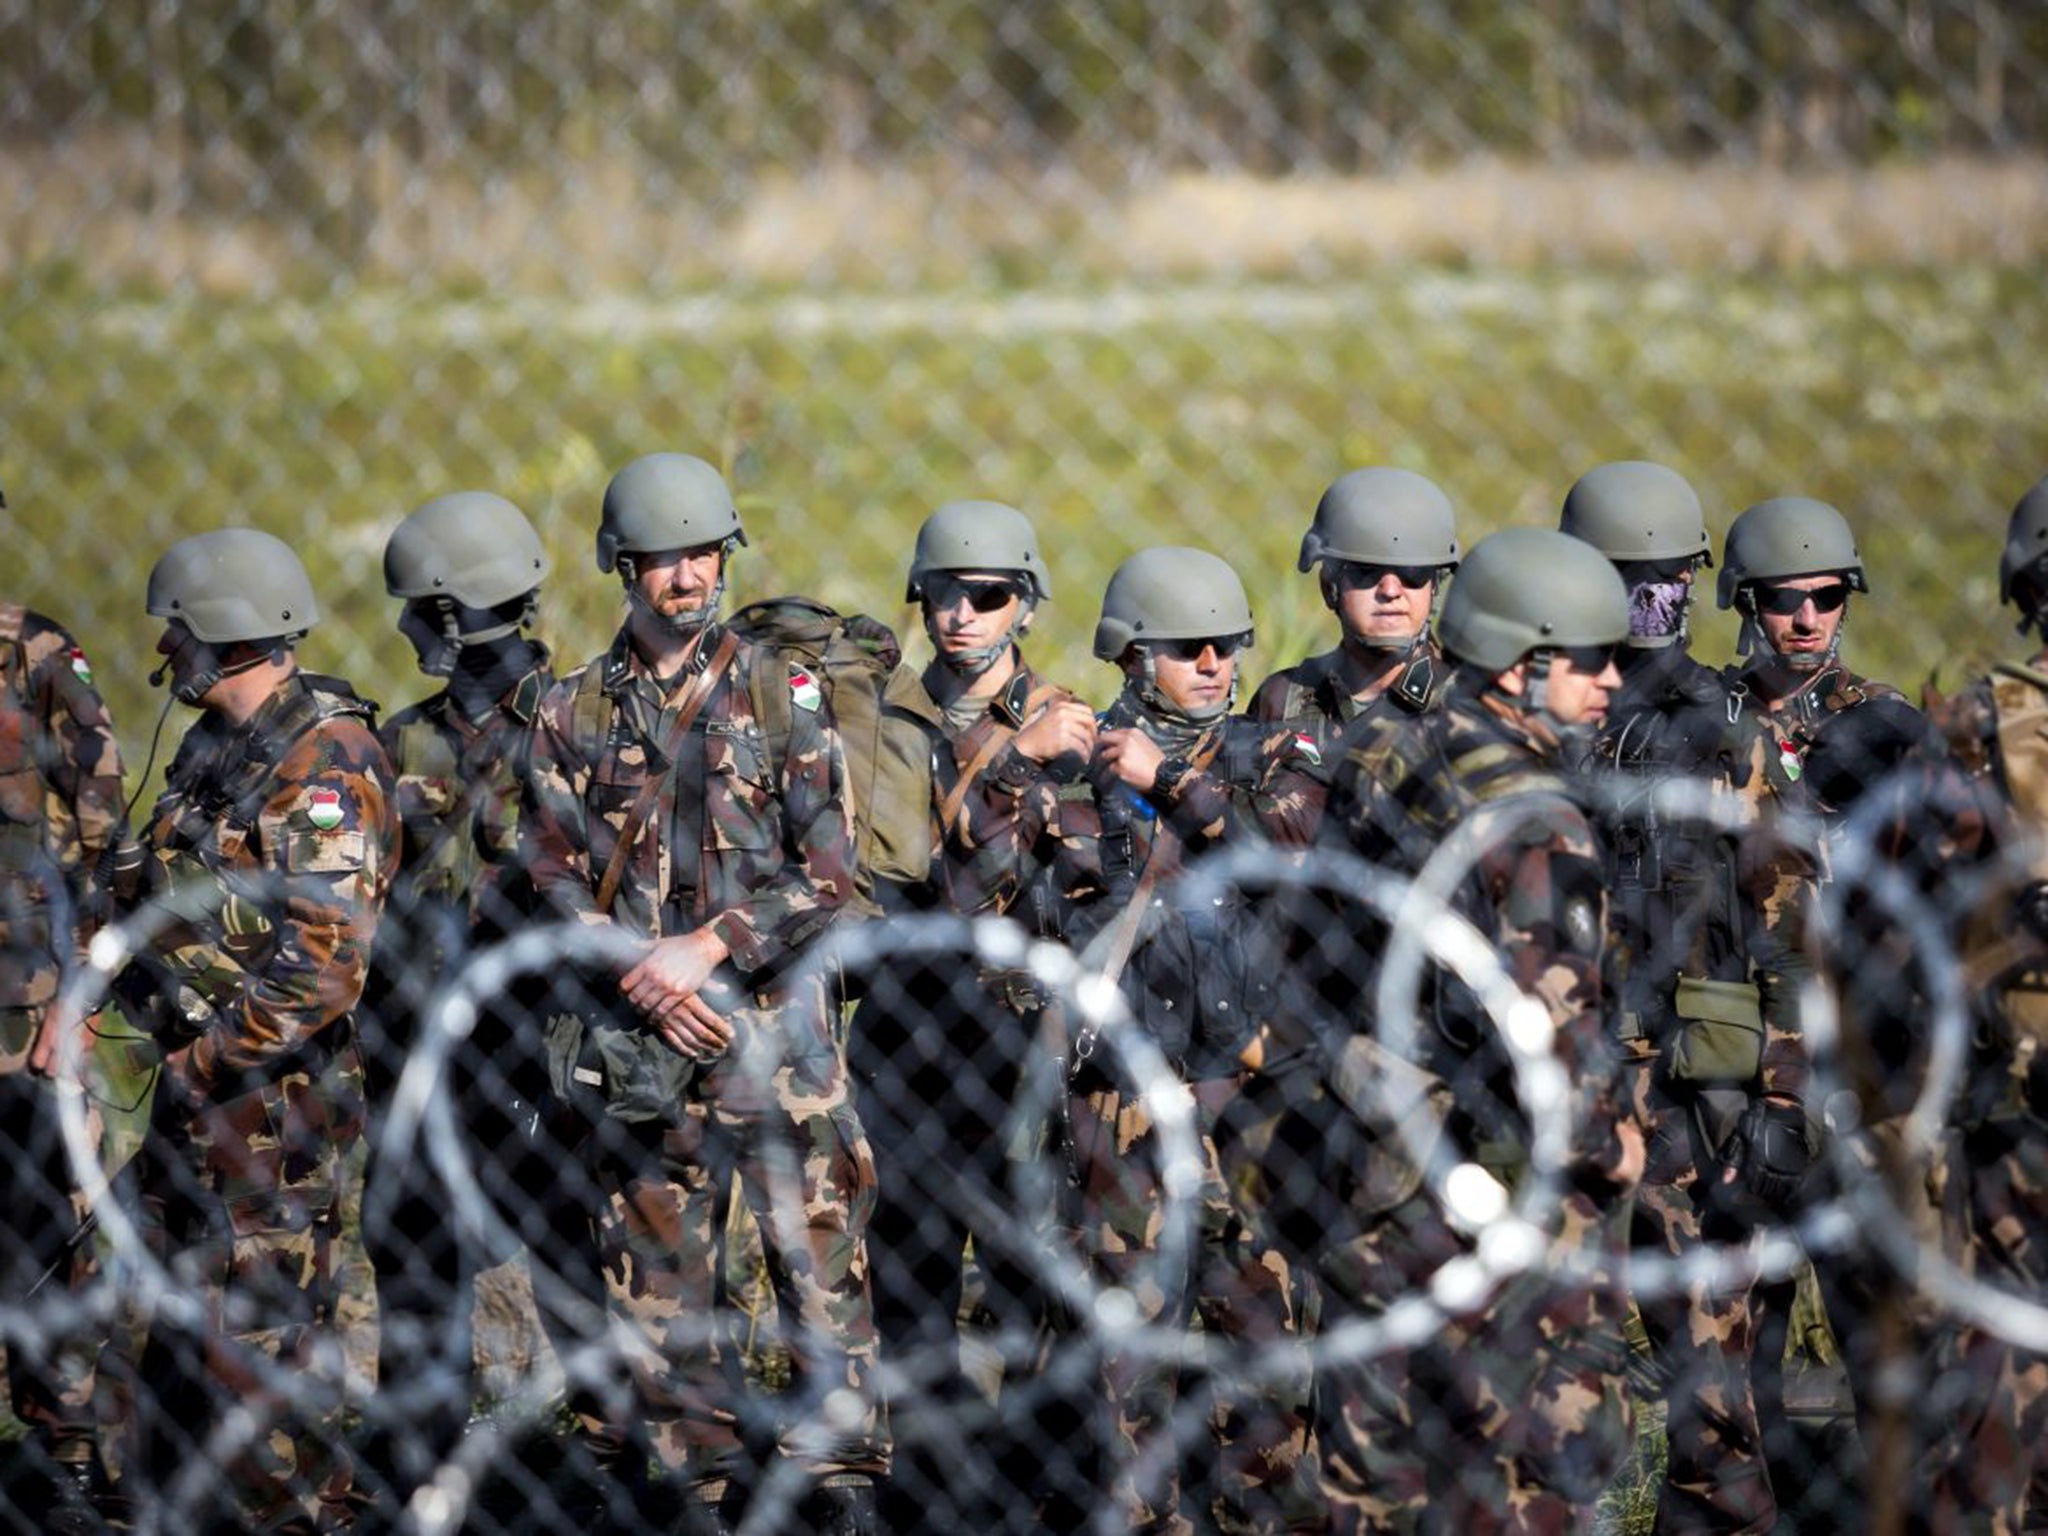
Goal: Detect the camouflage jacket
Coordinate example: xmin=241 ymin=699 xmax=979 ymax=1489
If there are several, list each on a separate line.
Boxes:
xmin=952 ymin=686 xmax=1322 ymax=1078
xmin=1584 ymin=646 xmax=1813 ymax=1103
xmin=139 ymin=671 xmax=396 ymax=1103
xmin=378 ymin=644 xmax=554 ymax=945
xmin=522 ymin=622 xmax=855 ymax=986
xmin=1246 ymin=638 xmax=1442 ymax=781
xmin=1320 ymin=681 xmax=1633 ymax=1189
xmin=0 ymin=604 xmax=130 ymax=1052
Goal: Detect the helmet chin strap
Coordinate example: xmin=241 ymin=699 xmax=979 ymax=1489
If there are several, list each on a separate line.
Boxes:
xmin=619 ymin=547 xmax=730 ymax=636
xmin=1489 ymin=649 xmax=1598 ymax=743
xmin=405 ymin=596 xmax=538 ymax=678
xmin=1736 ymin=593 xmax=1844 ymax=674
xmin=924 ymin=598 xmax=1035 ymax=681
xmin=156 ymin=630 xmax=281 ymax=705
xmin=1326 ymin=571 xmax=1437 ymax=653
xmin=1131 ymin=648 xmax=1235 ymax=732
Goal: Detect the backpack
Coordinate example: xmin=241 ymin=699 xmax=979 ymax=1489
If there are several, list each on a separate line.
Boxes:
xmin=726 ymin=596 xmax=940 ymax=905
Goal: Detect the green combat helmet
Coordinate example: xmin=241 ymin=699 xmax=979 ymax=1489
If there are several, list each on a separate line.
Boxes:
xmin=1560 ymin=461 xmax=1711 ymax=650
xmin=597 ymin=453 xmax=746 ymax=633
xmin=1999 ymin=473 xmax=2048 ymax=630
xmin=1299 ymin=467 xmax=1460 ymax=651
xmin=906 ymin=499 xmax=1049 ymax=678
xmin=385 ymin=491 xmax=549 ymax=676
xmin=1716 ymin=496 xmax=1866 ymax=668
xmin=147 ymin=528 xmax=320 ymax=702
xmin=1095 ymin=546 xmax=1255 ymax=722
xmin=905 ymin=500 xmax=1051 ymax=603
xmin=1439 ymin=527 xmax=1627 ymax=720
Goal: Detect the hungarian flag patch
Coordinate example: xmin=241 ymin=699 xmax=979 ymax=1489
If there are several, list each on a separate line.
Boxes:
xmin=789 ymin=666 xmax=822 ymax=712
xmin=1289 ymin=731 xmax=1322 ymax=767
xmin=67 ymin=647 xmax=92 ymax=686
xmin=306 ymin=787 xmax=347 ymax=831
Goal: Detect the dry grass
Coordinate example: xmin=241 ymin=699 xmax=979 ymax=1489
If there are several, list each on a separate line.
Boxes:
xmin=7 ymin=133 xmax=2048 ymax=293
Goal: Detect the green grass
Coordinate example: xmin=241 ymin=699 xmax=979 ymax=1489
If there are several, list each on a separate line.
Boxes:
xmin=5 ymin=265 xmax=2045 ymax=794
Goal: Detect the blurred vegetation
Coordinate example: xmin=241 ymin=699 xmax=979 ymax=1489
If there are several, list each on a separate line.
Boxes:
xmin=5 ymin=264 xmax=2044 ymax=802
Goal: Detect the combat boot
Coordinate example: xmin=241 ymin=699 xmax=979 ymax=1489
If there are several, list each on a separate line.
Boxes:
xmin=801 ymin=1474 xmax=879 ymax=1536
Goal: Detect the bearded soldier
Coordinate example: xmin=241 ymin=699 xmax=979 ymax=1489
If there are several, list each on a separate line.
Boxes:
xmin=1295 ymin=527 xmax=1644 ymax=1531
xmin=121 ymin=528 xmax=396 ymax=1531
xmin=845 ymin=500 xmax=1099 ymax=1534
xmin=0 ymin=483 xmax=133 ymax=1529
xmin=521 ymin=452 xmax=883 ymax=1534
xmin=354 ymin=491 xmax=556 ymax=1514
xmin=1560 ymin=462 xmax=1813 ymax=1535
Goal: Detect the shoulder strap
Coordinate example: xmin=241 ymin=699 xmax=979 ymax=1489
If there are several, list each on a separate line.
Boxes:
xmin=937 ymin=680 xmax=1061 ymax=835
xmin=593 ymin=630 xmax=740 ymax=917
xmin=748 ymin=640 xmax=793 ymax=785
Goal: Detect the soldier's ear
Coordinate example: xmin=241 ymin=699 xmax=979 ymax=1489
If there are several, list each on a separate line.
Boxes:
xmin=1016 ymin=606 xmax=1036 ymax=636
xmin=1318 ymin=574 xmax=1340 ymax=612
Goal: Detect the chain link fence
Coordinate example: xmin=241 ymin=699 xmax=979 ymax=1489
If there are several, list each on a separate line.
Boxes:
xmin=4 ymin=3 xmax=2048 ymax=1532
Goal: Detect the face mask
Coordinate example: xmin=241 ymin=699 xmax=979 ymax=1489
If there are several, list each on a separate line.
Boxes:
xmin=1626 ymin=576 xmax=1692 ymax=646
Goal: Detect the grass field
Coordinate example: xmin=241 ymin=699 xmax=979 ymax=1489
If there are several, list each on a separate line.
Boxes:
xmin=7 ymin=262 xmax=2045 ymax=793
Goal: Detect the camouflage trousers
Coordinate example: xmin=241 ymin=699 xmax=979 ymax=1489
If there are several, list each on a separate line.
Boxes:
xmin=0 ymin=1061 xmax=102 ymax=1460
xmin=1069 ymin=1077 xmax=1323 ymax=1535
xmin=553 ymin=993 xmax=887 ymax=1489
xmin=1314 ymin=1182 xmax=1634 ymax=1535
xmin=134 ymin=1047 xmax=364 ymax=1533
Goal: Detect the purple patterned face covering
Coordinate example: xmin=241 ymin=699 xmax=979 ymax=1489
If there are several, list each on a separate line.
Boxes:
xmin=1628 ymin=577 xmax=1691 ymax=640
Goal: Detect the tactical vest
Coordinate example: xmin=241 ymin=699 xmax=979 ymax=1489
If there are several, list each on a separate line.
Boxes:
xmin=387 ymin=673 xmax=543 ymax=917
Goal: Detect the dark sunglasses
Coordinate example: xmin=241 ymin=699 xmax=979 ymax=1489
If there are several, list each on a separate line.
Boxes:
xmin=926 ymin=575 xmax=1023 ymax=613
xmin=1333 ymin=561 xmax=1436 ymax=592
xmin=1751 ymin=581 xmax=1850 ymax=617
xmin=1157 ymin=634 xmax=1248 ymax=662
xmin=1555 ymin=644 xmax=1617 ymax=674
xmin=1615 ymin=557 xmax=1697 ymax=584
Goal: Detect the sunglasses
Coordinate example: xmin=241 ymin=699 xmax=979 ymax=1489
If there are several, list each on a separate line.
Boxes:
xmin=1615 ymin=557 xmax=1697 ymax=584
xmin=926 ymin=575 xmax=1023 ymax=613
xmin=1751 ymin=581 xmax=1850 ymax=617
xmin=1156 ymin=635 xmax=1248 ymax=662
xmin=1555 ymin=643 xmax=1617 ymax=674
xmin=1333 ymin=562 xmax=1436 ymax=592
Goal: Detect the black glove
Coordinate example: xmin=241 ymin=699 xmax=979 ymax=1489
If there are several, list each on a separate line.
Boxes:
xmin=1721 ymin=1098 xmax=1811 ymax=1213
xmin=109 ymin=952 xmax=178 ymax=1028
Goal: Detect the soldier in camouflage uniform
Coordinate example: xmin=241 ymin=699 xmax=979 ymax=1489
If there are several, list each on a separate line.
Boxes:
xmin=1559 ymin=463 xmax=1815 ymax=1534
xmin=118 ymin=528 xmax=396 ymax=1532
xmin=1712 ymin=495 xmax=1915 ymax=1512
xmin=1038 ymin=547 xmax=1323 ymax=1533
xmin=1295 ymin=527 xmax=1645 ymax=1531
xmin=520 ymin=453 xmax=883 ymax=1534
xmin=1247 ymin=467 xmax=1459 ymax=763
xmin=0 ymin=484 xmax=133 ymax=1528
xmin=843 ymin=500 xmax=1099 ymax=1534
xmin=353 ymin=491 xmax=556 ymax=1513
xmin=1914 ymin=470 xmax=2048 ymax=1531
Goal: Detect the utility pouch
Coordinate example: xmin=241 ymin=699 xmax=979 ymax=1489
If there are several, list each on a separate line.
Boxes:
xmin=544 ymin=991 xmax=697 ymax=1127
xmin=1664 ymin=975 xmax=1764 ymax=1086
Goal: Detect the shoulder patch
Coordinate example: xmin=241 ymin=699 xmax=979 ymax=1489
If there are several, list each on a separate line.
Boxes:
xmin=66 ymin=646 xmax=93 ymax=687
xmin=789 ymin=664 xmax=823 ymax=713
xmin=1288 ymin=730 xmax=1323 ymax=768
xmin=305 ymin=786 xmax=347 ymax=832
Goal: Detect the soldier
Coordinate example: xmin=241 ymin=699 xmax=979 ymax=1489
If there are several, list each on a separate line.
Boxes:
xmin=844 ymin=500 xmax=1098 ymax=1533
xmin=1714 ymin=494 xmax=1915 ymax=1509
xmin=1300 ymin=527 xmax=1644 ymax=1531
xmin=1560 ymin=462 xmax=1813 ymax=1534
xmin=354 ymin=491 xmax=556 ymax=1514
xmin=521 ymin=452 xmax=884 ymax=1534
xmin=0 ymin=482 xmax=133 ymax=1529
xmin=1055 ymin=546 xmax=1323 ymax=1533
xmin=1248 ymin=466 xmax=1459 ymax=758
xmin=1913 ymin=470 xmax=2048 ymax=1529
xmin=119 ymin=528 xmax=396 ymax=1531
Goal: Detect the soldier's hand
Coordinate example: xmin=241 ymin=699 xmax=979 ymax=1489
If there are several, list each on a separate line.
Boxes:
xmin=1718 ymin=1095 xmax=1810 ymax=1213
xmin=649 ymin=991 xmax=735 ymax=1061
xmin=1013 ymin=699 xmax=1097 ymax=766
xmin=1609 ymin=1119 xmax=1647 ymax=1194
xmin=26 ymin=1003 xmax=91 ymax=1080
xmin=1096 ymin=727 xmax=1165 ymax=791
xmin=621 ymin=932 xmax=735 ymax=1038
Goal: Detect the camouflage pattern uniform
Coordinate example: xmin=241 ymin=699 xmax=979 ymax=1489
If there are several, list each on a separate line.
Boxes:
xmin=1920 ymin=662 xmax=2048 ymax=1532
xmin=1246 ymin=636 xmax=1443 ymax=776
xmin=1721 ymin=649 xmax=1910 ymax=1516
xmin=1587 ymin=643 xmax=1814 ymax=1535
xmin=356 ymin=642 xmax=555 ymax=1496
xmin=129 ymin=668 xmax=396 ymax=1532
xmin=847 ymin=658 xmax=1090 ymax=1533
xmin=521 ymin=619 xmax=885 ymax=1494
xmin=1300 ymin=680 xmax=1639 ymax=1533
xmin=0 ymin=604 xmax=127 ymax=1488
xmin=964 ymin=689 xmax=1325 ymax=1533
